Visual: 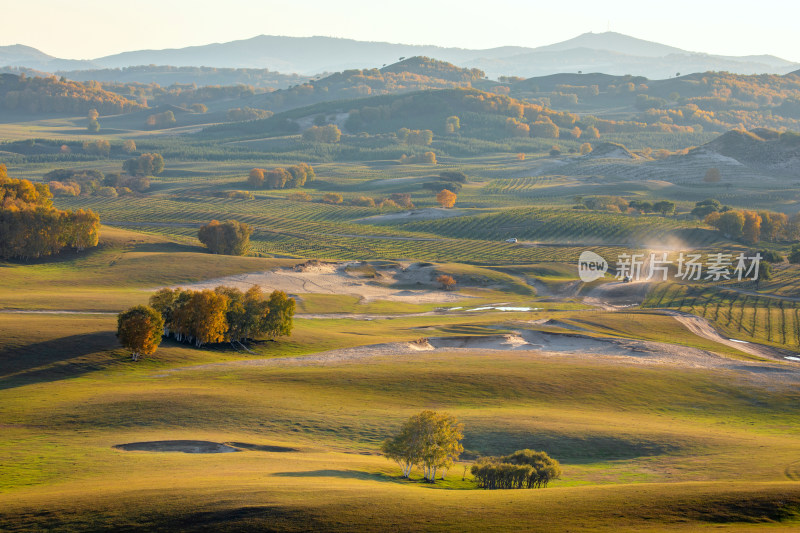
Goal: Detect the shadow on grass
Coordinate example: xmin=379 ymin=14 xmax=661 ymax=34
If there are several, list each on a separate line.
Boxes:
xmin=0 ymin=331 xmax=118 ymax=390
xmin=226 ymin=442 xmax=299 ymax=452
xmin=272 ymin=469 xmax=396 ymax=482
xmin=464 ymin=431 xmax=686 ymax=464
xmin=124 ymin=241 xmax=206 ymax=254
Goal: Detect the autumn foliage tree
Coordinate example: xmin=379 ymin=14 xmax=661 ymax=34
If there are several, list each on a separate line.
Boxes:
xmin=116 ymin=305 xmax=164 ymax=361
xmin=87 ymin=108 xmax=100 ymax=132
xmin=0 ymin=166 xmax=100 ymax=259
xmin=436 ymin=189 xmax=457 ymax=208
xmin=437 ymin=274 xmax=456 ymax=290
xmin=198 ymin=219 xmax=252 ymax=256
xmin=149 ymin=286 xmax=295 ymax=347
xmin=248 ymin=163 xmax=314 ymax=189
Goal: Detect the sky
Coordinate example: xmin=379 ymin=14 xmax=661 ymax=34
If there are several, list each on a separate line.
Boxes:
xmin=3 ymin=0 xmax=800 ymax=62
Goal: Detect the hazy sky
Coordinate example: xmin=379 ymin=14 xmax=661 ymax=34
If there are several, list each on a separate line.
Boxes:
xmin=4 ymin=0 xmax=799 ymax=61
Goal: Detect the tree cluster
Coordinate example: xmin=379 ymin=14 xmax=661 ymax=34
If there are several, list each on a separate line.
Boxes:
xmin=123 ymin=153 xmax=165 ymax=176
xmin=198 ymin=219 xmax=252 ymax=256
xmin=397 ymin=128 xmax=433 ymax=145
xmin=400 ymin=152 xmax=436 ymax=164
xmin=302 ymin=124 xmax=341 ymax=143
xmin=149 ymin=286 xmax=295 ymax=347
xmin=145 ymin=110 xmax=176 ymax=129
xmin=705 ymin=208 xmax=800 ymax=244
xmin=381 ymin=411 xmax=463 ymax=482
xmin=227 ymin=107 xmax=273 ymax=121
xmin=0 ymin=166 xmax=100 ymax=259
xmin=45 ymin=168 xmax=149 ymax=198
xmin=471 ymin=450 xmax=561 ymax=490
xmin=247 ymin=163 xmax=314 ymax=189
xmin=629 ymin=199 xmax=676 ymax=215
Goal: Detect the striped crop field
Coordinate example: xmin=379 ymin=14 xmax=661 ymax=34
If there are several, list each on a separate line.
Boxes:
xmin=644 ymin=282 xmax=800 ymax=349
xmin=395 ymin=208 xmax=715 ymax=246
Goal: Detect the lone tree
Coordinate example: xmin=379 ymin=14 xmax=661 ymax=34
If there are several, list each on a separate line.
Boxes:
xmin=87 ymin=109 xmax=100 ymax=132
xmin=436 ymin=189 xmax=457 ymax=208
xmin=437 ymin=274 xmax=456 ymax=291
xmin=117 ymin=305 xmax=164 ymax=361
xmin=381 ymin=410 xmax=463 ymax=482
xmin=198 ymin=219 xmax=252 ymax=256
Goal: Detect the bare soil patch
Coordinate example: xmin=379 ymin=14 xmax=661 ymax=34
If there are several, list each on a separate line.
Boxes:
xmin=175 ymin=261 xmax=469 ymax=304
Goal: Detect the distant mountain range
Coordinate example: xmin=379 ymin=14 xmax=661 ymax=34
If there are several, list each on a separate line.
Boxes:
xmin=1 ymin=32 xmax=798 ymax=80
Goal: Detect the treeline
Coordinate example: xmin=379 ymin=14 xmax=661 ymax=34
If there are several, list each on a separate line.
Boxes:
xmin=45 ymin=152 xmax=163 ymax=198
xmin=100 ymin=79 xmax=269 ymax=108
xmin=149 ymin=286 xmax=295 ymax=347
xmin=247 ymin=163 xmax=314 ymax=189
xmin=227 ymin=107 xmax=273 ymax=121
xmin=48 ymin=65 xmax=308 ymax=90
xmin=289 ymin=191 xmax=414 ymax=209
xmin=507 ymin=71 xmax=800 ymax=133
xmin=46 ymin=168 xmax=150 ymax=198
xmin=0 ymin=165 xmax=100 ymax=259
xmin=575 ymin=195 xmax=675 ymax=215
xmin=0 ymin=73 xmax=144 ymax=115
xmin=703 ymin=203 xmax=800 ymax=244
xmin=471 ymin=450 xmax=561 ymax=490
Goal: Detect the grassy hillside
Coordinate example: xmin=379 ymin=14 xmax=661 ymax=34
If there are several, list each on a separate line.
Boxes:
xmin=1 ymin=303 xmax=799 ymax=531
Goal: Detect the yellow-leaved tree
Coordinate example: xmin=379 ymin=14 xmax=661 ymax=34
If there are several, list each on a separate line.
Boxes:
xmin=117 ymin=305 xmax=164 ymax=361
xmin=436 ymin=189 xmax=457 ymax=208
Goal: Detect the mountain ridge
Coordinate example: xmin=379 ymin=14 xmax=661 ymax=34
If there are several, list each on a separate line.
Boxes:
xmin=1 ymin=32 xmax=798 ymax=80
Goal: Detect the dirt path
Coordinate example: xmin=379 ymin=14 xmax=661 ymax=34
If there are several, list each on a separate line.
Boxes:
xmin=662 ymin=310 xmax=792 ymax=361
xmin=581 ymin=280 xmax=652 ymax=310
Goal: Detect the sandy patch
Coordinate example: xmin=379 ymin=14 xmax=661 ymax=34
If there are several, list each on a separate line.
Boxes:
xmin=167 ymin=329 xmax=798 ymax=386
xmin=175 ymin=261 xmax=469 ymax=304
xmin=664 ymin=310 xmax=791 ymax=361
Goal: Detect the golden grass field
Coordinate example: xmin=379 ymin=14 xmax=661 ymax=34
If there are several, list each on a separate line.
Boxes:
xmin=1 ymin=228 xmax=799 ymax=531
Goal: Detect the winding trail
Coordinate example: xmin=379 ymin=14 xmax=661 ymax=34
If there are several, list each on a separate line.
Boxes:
xmin=662 ymin=310 xmax=792 ymax=361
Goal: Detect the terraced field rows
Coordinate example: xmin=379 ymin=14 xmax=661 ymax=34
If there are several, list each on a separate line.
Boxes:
xmin=398 ymin=208 xmax=701 ymax=245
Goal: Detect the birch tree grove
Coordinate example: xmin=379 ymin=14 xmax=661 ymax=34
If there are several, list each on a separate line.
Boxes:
xmin=381 ymin=410 xmax=463 ymax=482
xmin=471 ymin=450 xmax=561 ymax=490
xmin=148 ymin=285 xmax=295 ymax=348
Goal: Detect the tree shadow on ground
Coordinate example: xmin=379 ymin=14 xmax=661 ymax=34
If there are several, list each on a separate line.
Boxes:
xmin=464 ymin=431 xmax=686 ymax=464
xmin=0 ymin=331 xmax=119 ymax=390
xmin=225 ymin=442 xmax=299 ymax=452
xmin=124 ymin=241 xmax=206 ymax=254
xmin=271 ymin=470 xmax=395 ymax=482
